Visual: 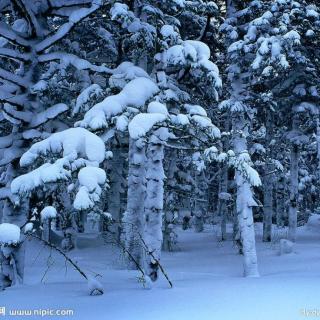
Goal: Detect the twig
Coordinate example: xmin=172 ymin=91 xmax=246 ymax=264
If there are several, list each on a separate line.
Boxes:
xmin=136 ymin=232 xmax=173 ymax=288
xmin=27 ymin=233 xmax=88 ymax=280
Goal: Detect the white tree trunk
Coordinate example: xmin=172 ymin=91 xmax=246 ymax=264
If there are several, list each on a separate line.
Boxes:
xmin=123 ymin=138 xmax=146 ymax=268
xmin=144 ymin=134 xmax=165 ymax=281
xmin=163 ymin=149 xmax=177 ymax=251
xmin=233 ymin=115 xmax=259 ymax=277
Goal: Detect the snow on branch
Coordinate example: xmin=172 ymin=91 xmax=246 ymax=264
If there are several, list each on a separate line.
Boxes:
xmin=79 ymin=77 xmax=159 ymax=130
xmin=11 ymin=159 xmax=71 ymax=194
xmin=38 ymin=53 xmax=113 ymax=73
xmin=3 ymin=104 xmax=32 ymax=123
xmin=0 ymin=223 xmax=20 ymax=245
xmin=0 ymin=48 xmax=31 ymax=62
xmin=156 ymin=39 xmax=222 ymax=95
xmin=29 ymin=103 xmax=68 ymax=128
xmin=129 ymin=113 xmax=168 ymax=139
xmin=11 ymin=128 xmax=106 ymax=203
xmin=35 ymin=0 xmax=102 ymax=53
xmin=0 ymin=91 xmax=26 ymax=107
xmin=12 ymin=0 xmax=44 ymax=37
xmin=48 ymin=0 xmax=94 ymax=9
xmin=73 ymin=84 xmax=102 ymax=115
xmin=74 ymin=167 xmax=107 ymax=210
xmin=40 ymin=206 xmax=57 ymax=221
xmin=19 ymin=127 xmax=105 ymax=167
xmin=0 ymin=22 xmax=31 ymax=47
xmin=0 ymin=68 xmax=28 ymax=88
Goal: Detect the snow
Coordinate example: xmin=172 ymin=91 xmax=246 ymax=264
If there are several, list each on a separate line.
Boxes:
xmin=160 ymin=25 xmax=176 ymax=38
xmin=11 ymin=128 xmax=105 ymax=195
xmin=30 ymin=80 xmax=48 ymax=93
xmin=0 ymin=223 xmax=20 ymax=245
xmin=39 ymin=53 xmax=111 ymax=73
xmin=40 ymin=206 xmax=57 ymax=221
xmin=191 ymin=115 xmax=212 ymax=128
xmin=78 ymin=167 xmax=106 ymax=192
xmin=73 ymin=84 xmax=103 ymax=115
xmin=12 ymin=19 xmax=28 ymax=33
xmin=79 ymin=78 xmax=159 ymax=130
xmin=283 ymin=30 xmax=300 ymax=43
xmin=171 ymin=114 xmax=190 ymax=126
xmin=160 ymin=40 xmax=220 ymax=87
xmin=116 ymin=115 xmax=129 ymax=132
xmin=35 ymin=1 xmax=102 ymax=52
xmin=87 ymin=276 xmax=104 ymax=296
xmin=74 ymin=167 xmax=107 ymax=211
xmin=29 ymin=103 xmax=68 ymax=128
xmin=112 ymin=62 xmax=149 ymax=80
xmin=279 ymin=239 xmax=294 ymax=255
xmin=19 ymin=128 xmax=105 ymax=167
xmin=147 ymin=101 xmax=168 ymax=115
xmin=24 ymin=223 xmax=34 ymax=233
xmin=128 ymin=113 xmax=167 ymax=139
xmin=110 ymin=3 xmax=130 ymax=21
xmin=306 ymin=8 xmax=319 ymax=18
xmin=184 ymin=104 xmax=207 ymax=117
xmin=1 ymin=224 xmax=320 ymax=319
xmin=11 ymin=160 xmax=71 ymax=195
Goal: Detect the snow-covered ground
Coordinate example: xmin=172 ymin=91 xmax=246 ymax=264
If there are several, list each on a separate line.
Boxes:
xmin=1 ymin=223 xmax=320 ymax=320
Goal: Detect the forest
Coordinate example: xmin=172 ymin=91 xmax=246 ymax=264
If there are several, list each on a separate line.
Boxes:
xmin=0 ymin=0 xmax=320 ymax=319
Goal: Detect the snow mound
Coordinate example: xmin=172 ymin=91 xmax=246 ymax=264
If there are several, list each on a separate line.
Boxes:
xmin=128 ymin=113 xmax=167 ymax=139
xmin=279 ymin=239 xmax=294 ymax=255
xmin=41 ymin=206 xmax=57 ymax=221
xmin=87 ymin=276 xmax=104 ymax=296
xmin=142 ymin=275 xmax=153 ymax=290
xmin=0 ymin=223 xmax=20 ymax=245
xmin=306 ymin=214 xmax=320 ymax=230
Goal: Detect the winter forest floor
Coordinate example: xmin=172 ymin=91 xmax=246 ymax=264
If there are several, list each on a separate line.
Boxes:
xmin=1 ymin=222 xmax=320 ymax=320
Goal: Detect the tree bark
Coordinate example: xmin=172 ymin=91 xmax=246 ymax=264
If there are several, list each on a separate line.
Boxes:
xmin=263 ymin=110 xmax=274 ymax=242
xmin=123 ymin=138 xmax=146 ymax=269
xmin=233 ymin=114 xmax=259 ymax=277
xmin=163 ymin=149 xmax=178 ymax=251
xmin=144 ymin=133 xmax=165 ymax=281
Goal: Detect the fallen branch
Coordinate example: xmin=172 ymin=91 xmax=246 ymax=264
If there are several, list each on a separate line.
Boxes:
xmin=137 ymin=233 xmax=173 ymax=288
xmin=27 ymin=233 xmax=87 ymax=279
xmin=106 ymin=220 xmax=173 ymax=288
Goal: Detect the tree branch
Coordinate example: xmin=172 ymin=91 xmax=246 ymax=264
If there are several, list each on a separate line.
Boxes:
xmin=0 ymin=68 xmax=29 ymax=88
xmin=27 ymin=233 xmax=88 ymax=280
xmin=0 ymin=22 xmax=31 ymax=48
xmin=35 ymin=0 xmax=102 ymax=53
xmin=0 ymin=48 xmax=31 ymax=62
